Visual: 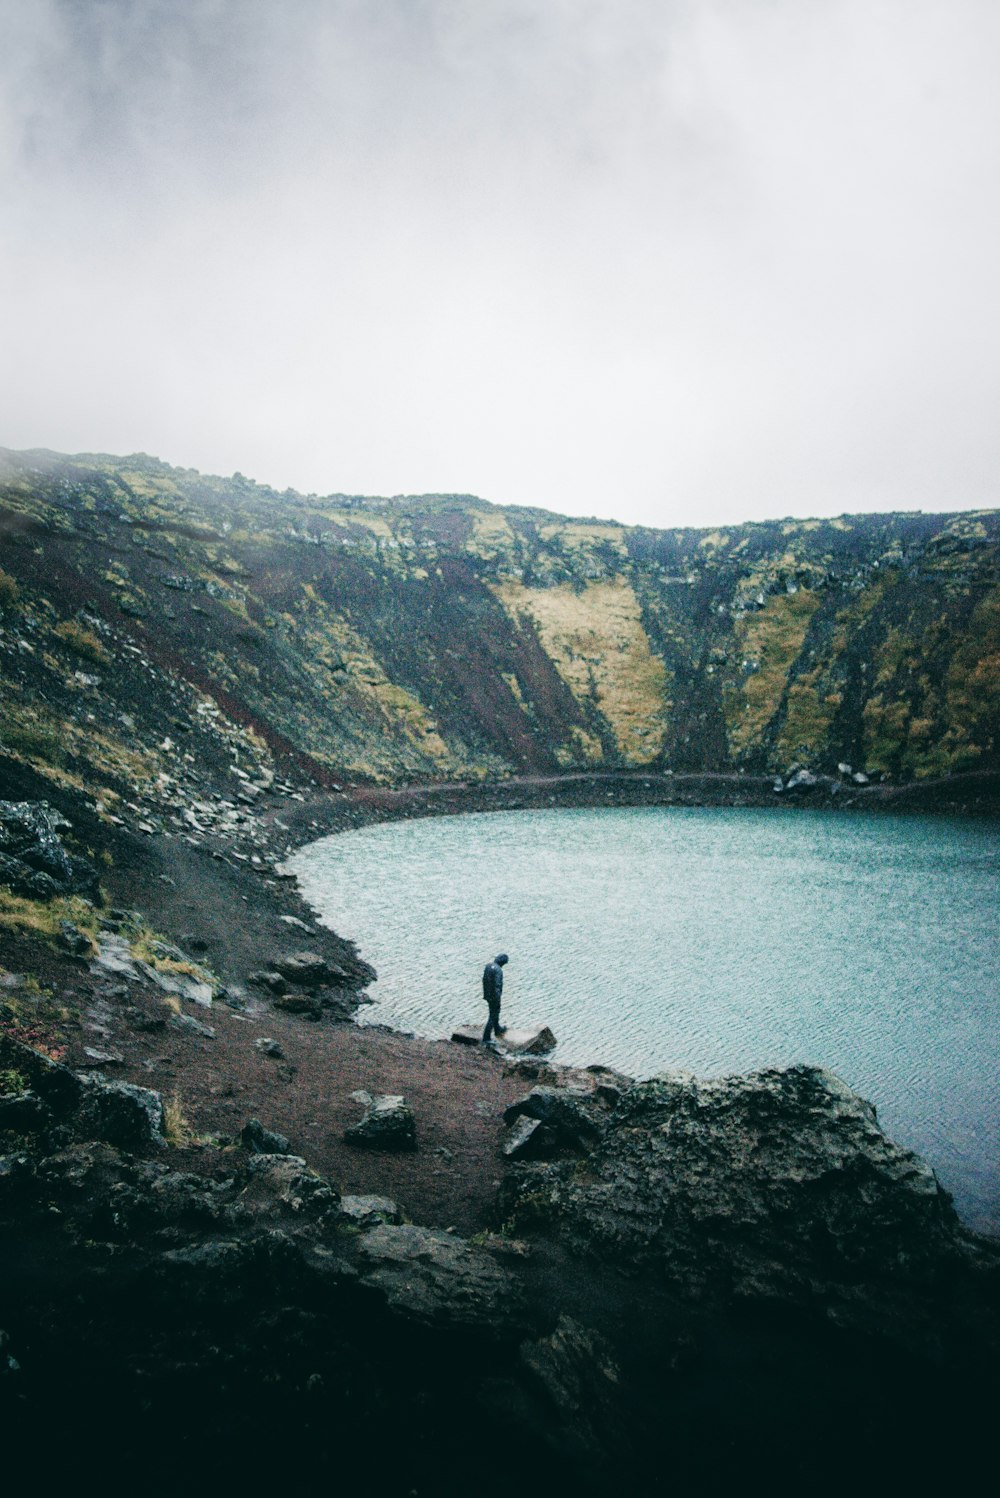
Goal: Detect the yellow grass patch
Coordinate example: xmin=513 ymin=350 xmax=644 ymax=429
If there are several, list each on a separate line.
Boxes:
xmin=320 ymin=509 xmax=396 ymax=541
xmin=468 ymin=511 xmax=516 ymax=558
xmin=0 ymin=892 xmax=100 ymax=951
xmin=724 ymin=589 xmax=821 ymax=755
xmin=538 ymin=521 xmax=627 ymax=555
xmin=493 ymin=578 xmax=667 ymax=762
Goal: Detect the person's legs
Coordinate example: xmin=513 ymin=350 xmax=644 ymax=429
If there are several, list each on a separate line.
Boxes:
xmin=483 ymin=999 xmax=501 ymax=1043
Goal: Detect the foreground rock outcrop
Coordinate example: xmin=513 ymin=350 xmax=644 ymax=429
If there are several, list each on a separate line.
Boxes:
xmin=500 ymin=1065 xmax=993 ymax=1337
xmin=2 ymin=1035 xmax=998 ymax=1495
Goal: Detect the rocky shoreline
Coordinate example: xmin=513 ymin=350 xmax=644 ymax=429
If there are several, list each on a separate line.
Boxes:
xmin=3 ymin=771 xmax=1000 ymax=1493
xmin=267 ymin=765 xmax=1000 ymax=848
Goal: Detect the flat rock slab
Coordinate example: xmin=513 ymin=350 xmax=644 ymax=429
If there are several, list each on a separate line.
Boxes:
xmin=451 ymin=1025 xmax=556 ymax=1055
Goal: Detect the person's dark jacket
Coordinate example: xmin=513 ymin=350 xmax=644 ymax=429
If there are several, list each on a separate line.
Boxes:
xmin=483 ymin=954 xmax=508 ymax=1004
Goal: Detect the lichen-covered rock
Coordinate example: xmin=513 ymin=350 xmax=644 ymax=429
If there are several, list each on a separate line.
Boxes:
xmin=136 ymin=960 xmax=214 ymax=1007
xmin=239 ymin=1155 xmax=341 ymax=1224
xmin=343 ymin=1094 xmax=417 ymax=1152
xmin=499 ymin=1064 xmax=972 ymax=1320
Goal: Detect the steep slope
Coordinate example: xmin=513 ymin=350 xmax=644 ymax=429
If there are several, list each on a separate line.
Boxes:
xmin=1 ymin=446 xmax=998 ymax=798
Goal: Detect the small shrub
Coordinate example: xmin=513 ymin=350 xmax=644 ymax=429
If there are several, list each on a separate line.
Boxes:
xmin=0 ymin=1066 xmax=28 ymax=1094
xmin=53 ymin=619 xmax=108 ymax=664
xmin=0 ymin=568 xmax=19 ymax=609
xmin=0 ymin=892 xmax=100 ymax=948
xmin=163 ymin=1092 xmax=194 ymax=1146
xmin=0 ymin=715 xmax=67 ymax=768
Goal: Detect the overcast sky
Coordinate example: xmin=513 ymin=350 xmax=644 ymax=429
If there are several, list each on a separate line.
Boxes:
xmin=2 ymin=1 xmax=999 ymax=527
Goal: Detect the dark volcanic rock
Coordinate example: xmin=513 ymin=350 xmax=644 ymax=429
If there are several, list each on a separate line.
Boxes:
xmin=0 ymin=1035 xmax=84 ymax=1115
xmin=273 ymin=991 xmax=323 ymax=1019
xmin=502 ymin=1114 xmax=545 ymax=1159
xmin=502 ymin=1086 xmax=606 ymax=1154
xmin=0 ymin=1090 xmax=53 ymax=1135
xmin=272 ymin=951 xmax=338 ymax=985
xmin=339 ymin=1193 xmax=401 ymax=1227
xmin=343 ymin=1094 xmax=417 ymax=1152
xmin=76 ymin=1074 xmax=165 ymax=1150
xmin=520 ymin=1316 xmax=625 ymax=1462
xmin=249 ymin=969 xmax=288 ymax=994
xmin=499 ymin=1064 xmax=984 ymax=1326
xmin=58 ymin=921 xmax=93 ymax=958
xmin=240 ymin=1117 xmax=292 ymax=1155
xmin=355 ymin=1223 xmax=528 ymax=1332
xmin=0 ymin=800 xmax=99 ymax=902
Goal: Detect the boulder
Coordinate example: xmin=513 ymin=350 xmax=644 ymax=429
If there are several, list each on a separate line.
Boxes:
xmin=499 ymin=1064 xmax=971 ymax=1324
xmin=272 ymin=951 xmax=336 ymax=986
xmin=0 ymin=800 xmax=99 ymax=901
xmin=123 ymin=1007 xmax=166 ymax=1033
xmin=249 ymin=970 xmax=288 ymax=994
xmin=503 ymin=1086 xmax=606 ymax=1153
xmin=343 ymin=1094 xmax=417 ymax=1153
xmin=273 ymin=992 xmax=323 ymax=1019
xmin=502 ymin=1115 xmax=545 ymax=1159
xmin=169 ymin=1013 xmax=216 ymax=1039
xmin=58 ymin=921 xmax=93 ymax=958
xmin=451 ymin=1024 xmax=557 ymax=1054
xmin=340 ymin=1194 xmax=402 ymax=1227
xmin=244 ymin=1157 xmax=340 ymax=1219
xmin=136 ymin=961 xmax=214 ymax=1007
xmin=76 ymin=1075 xmax=165 ymax=1150
xmin=81 ymin=1046 xmax=125 ymax=1066
xmin=245 ymin=1152 xmax=308 ymax=1174
xmin=241 ymin=1117 xmax=292 ymax=1156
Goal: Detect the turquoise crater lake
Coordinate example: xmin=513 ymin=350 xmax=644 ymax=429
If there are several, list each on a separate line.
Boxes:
xmin=289 ymin=806 xmax=1000 ymax=1234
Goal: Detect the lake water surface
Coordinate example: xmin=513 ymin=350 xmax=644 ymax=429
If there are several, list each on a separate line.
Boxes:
xmin=289 ymin=806 xmax=1000 ymax=1234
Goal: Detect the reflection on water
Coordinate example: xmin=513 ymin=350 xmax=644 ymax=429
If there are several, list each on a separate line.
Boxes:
xmin=289 ymin=806 xmax=1000 ymax=1234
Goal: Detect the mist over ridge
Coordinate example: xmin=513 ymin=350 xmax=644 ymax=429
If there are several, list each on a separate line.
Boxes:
xmin=3 ymin=1 xmax=1000 ymax=524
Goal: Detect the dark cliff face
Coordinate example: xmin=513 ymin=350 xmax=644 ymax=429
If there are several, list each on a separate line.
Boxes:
xmin=1 ymin=445 xmax=998 ymax=799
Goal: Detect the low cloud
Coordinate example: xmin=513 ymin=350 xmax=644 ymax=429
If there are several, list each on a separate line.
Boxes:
xmin=2 ymin=0 xmax=999 ymax=525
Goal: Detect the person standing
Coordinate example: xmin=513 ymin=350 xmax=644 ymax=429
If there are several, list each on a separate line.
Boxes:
xmin=481 ymin=953 xmax=509 ymax=1044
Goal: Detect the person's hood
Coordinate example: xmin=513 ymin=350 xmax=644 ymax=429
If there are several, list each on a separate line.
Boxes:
xmin=494 ymin=953 xmax=508 ymax=965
